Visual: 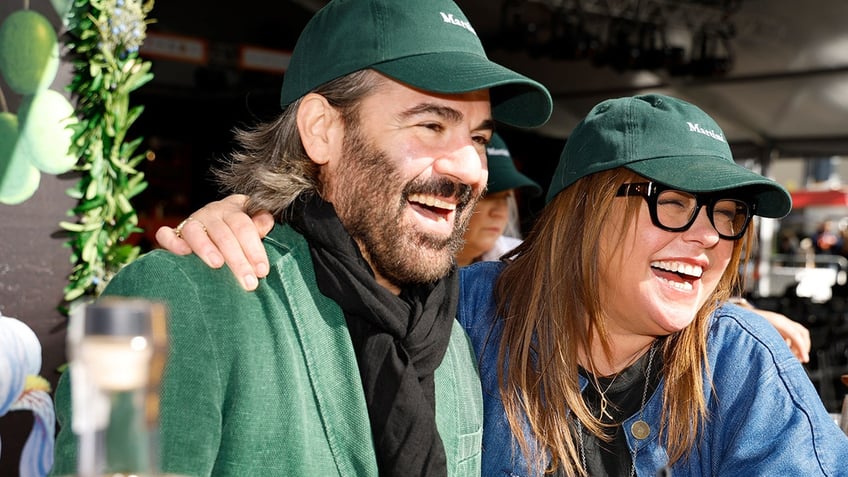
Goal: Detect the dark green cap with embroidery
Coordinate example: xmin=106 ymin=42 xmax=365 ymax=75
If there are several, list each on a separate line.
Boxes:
xmin=546 ymin=94 xmax=791 ymax=218
xmin=280 ymin=0 xmax=553 ymax=128
xmin=486 ymin=133 xmax=542 ymax=196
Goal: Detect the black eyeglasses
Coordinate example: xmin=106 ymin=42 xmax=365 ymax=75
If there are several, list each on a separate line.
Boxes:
xmin=615 ymin=182 xmax=754 ymax=240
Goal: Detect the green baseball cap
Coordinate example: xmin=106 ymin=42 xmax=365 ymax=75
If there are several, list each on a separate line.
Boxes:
xmin=280 ymin=0 xmax=553 ymax=128
xmin=546 ymin=94 xmax=791 ymax=218
xmin=486 ymin=133 xmax=542 ymax=197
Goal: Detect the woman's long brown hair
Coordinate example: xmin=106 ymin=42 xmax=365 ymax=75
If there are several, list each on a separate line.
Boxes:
xmin=495 ymin=168 xmax=752 ymax=475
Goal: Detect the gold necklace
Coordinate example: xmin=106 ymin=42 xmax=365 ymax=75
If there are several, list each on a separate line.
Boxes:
xmin=596 ymin=373 xmax=619 ymax=421
xmin=578 ymin=340 xmax=659 ymax=477
xmin=591 ymin=342 xmax=654 ymax=422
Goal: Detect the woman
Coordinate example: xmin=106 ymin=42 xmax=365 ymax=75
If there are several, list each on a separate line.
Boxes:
xmin=456 ymin=132 xmax=541 ymax=266
xmin=460 ymin=94 xmax=846 ymax=476
xmin=158 ymin=94 xmax=847 ymax=475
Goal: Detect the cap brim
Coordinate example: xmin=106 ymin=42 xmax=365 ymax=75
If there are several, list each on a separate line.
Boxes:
xmin=627 ymin=155 xmax=792 ymax=218
xmin=488 ymin=175 xmax=543 ymax=196
xmin=373 ymin=52 xmax=552 ymax=128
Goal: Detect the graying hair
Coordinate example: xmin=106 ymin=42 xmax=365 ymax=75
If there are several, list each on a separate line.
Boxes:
xmin=503 ymin=194 xmax=523 ymax=239
xmin=214 ymin=69 xmax=384 ymax=217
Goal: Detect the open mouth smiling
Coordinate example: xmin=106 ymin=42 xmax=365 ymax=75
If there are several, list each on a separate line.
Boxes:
xmin=650 ymin=260 xmax=704 ymax=291
xmin=408 ymin=193 xmax=457 ymax=223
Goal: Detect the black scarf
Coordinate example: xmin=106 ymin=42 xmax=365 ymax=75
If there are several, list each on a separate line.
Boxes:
xmin=287 ymin=193 xmax=456 ymax=477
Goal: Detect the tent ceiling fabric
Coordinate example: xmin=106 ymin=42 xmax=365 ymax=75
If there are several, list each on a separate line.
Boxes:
xmin=463 ymin=0 xmax=848 ymax=157
xmin=147 ymin=0 xmax=848 ymax=157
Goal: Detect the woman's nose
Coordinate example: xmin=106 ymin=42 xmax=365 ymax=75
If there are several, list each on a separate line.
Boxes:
xmin=682 ymin=207 xmax=721 ymax=247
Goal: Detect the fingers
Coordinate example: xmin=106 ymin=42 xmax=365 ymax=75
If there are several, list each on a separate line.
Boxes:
xmin=758 ymin=308 xmax=811 ymax=363
xmin=157 ymin=214 xmax=225 ymax=270
xmin=154 ymin=195 xmax=272 ymax=291
xmin=206 ymin=212 xmax=269 ymax=291
xmin=786 ymin=340 xmax=808 ymax=363
xmin=786 ymin=322 xmax=811 ymax=363
xmin=248 ymin=210 xmax=275 ymax=276
xmin=220 ymin=195 xmax=271 ymax=279
xmin=252 ymin=209 xmax=276 ymax=238
xmin=155 ymin=225 xmax=193 ymax=255
xmin=185 ymin=195 xmax=268 ymax=291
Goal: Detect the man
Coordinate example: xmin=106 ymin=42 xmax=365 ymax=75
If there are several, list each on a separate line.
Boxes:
xmin=50 ymin=1 xmax=552 ymax=476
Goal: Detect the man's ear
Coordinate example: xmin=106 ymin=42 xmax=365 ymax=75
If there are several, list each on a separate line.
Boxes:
xmin=297 ymin=93 xmax=343 ymax=165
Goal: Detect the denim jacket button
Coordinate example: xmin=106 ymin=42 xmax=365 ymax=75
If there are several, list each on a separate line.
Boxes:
xmin=631 ymin=420 xmax=651 ymax=439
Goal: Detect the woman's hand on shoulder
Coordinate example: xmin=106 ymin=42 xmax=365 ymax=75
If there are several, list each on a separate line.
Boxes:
xmin=155 ymin=194 xmax=274 ymax=291
xmin=755 ymin=308 xmax=811 ymax=363
xmin=729 ymin=297 xmax=811 ymax=363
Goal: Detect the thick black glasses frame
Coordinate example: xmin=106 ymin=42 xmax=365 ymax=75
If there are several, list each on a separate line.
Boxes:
xmin=615 ymin=182 xmax=755 ymax=240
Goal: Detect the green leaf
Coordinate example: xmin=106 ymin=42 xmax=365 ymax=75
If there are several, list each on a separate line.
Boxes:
xmin=80 ymin=232 xmax=100 ymax=263
xmin=60 ymin=221 xmax=101 ymax=232
xmin=84 ymin=177 xmax=99 ymax=200
xmin=120 ymin=71 xmax=154 ymax=95
xmin=111 ymin=244 xmax=140 ymax=264
xmin=63 ymin=286 xmax=87 ymax=302
xmin=116 ymin=193 xmax=133 ymax=214
xmin=73 ymin=196 xmax=106 ymax=213
xmin=127 ymin=176 xmax=148 ymax=198
xmin=120 ymin=136 xmax=144 ymax=157
xmin=124 ymin=106 xmax=146 ymax=131
xmin=62 ymin=0 xmax=156 ymax=304
xmin=127 ymin=152 xmax=146 ymax=170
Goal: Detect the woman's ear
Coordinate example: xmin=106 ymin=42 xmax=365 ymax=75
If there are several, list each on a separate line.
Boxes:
xmin=297 ymin=93 xmax=343 ymax=165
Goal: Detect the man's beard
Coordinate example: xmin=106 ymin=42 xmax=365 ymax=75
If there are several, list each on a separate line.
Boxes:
xmin=329 ymin=126 xmax=479 ymax=287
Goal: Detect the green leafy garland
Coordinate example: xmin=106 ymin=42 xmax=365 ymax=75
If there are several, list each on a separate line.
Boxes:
xmin=61 ymin=0 xmax=154 ymax=302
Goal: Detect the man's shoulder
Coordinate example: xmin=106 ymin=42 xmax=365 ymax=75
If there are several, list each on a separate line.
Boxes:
xmin=108 ymin=248 xmax=221 ymax=291
xmin=103 ymin=224 xmax=318 ymax=314
xmin=263 ymin=222 xmax=310 ymax=259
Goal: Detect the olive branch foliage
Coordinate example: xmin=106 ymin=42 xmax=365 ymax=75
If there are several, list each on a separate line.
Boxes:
xmin=61 ymin=0 xmax=154 ymax=303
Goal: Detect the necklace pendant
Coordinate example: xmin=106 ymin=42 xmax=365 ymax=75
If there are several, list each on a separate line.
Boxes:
xmin=630 ymin=420 xmax=651 ymax=440
xmin=599 ymin=397 xmax=613 ymax=421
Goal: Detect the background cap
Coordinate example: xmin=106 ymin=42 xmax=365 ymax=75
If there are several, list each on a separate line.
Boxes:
xmin=280 ymin=0 xmax=553 ymax=128
xmin=486 ymin=133 xmax=542 ymax=196
xmin=545 ymin=94 xmax=792 ymax=218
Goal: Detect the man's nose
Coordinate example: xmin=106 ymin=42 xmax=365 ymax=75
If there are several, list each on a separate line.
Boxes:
xmin=433 ymin=142 xmax=485 ymax=192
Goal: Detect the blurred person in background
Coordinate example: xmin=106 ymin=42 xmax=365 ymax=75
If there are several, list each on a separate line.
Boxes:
xmin=455 ymin=133 xmax=541 ymax=267
xmin=813 ymin=219 xmax=841 ymax=254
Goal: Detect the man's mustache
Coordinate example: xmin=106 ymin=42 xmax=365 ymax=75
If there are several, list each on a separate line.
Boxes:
xmin=404 ymin=178 xmax=474 ymax=211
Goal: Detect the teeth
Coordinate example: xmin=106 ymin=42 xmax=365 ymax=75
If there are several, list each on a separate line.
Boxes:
xmin=408 ymin=193 xmax=457 ymax=211
xmin=657 ymin=276 xmax=694 ymax=291
xmin=650 ymin=260 xmax=703 ymax=278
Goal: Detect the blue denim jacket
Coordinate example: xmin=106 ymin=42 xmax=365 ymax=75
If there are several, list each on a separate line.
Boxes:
xmin=459 ymin=261 xmax=848 ymax=476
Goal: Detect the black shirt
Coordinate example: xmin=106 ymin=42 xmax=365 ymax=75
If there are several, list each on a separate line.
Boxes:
xmin=560 ymin=345 xmax=663 ymax=477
